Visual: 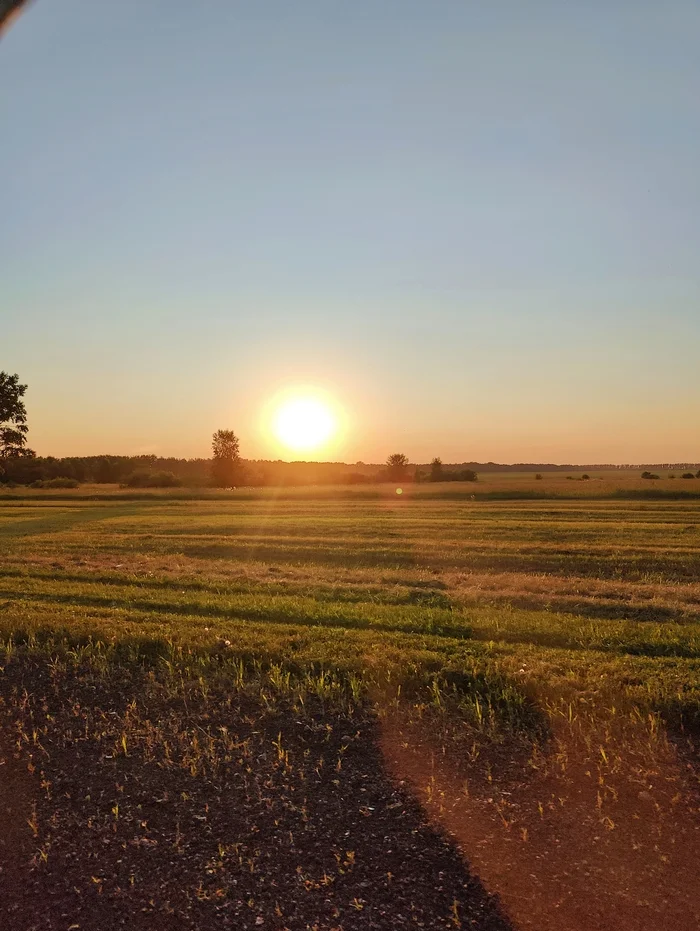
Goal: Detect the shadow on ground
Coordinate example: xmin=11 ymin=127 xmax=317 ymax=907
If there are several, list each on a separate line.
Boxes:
xmin=0 ymin=654 xmax=513 ymax=931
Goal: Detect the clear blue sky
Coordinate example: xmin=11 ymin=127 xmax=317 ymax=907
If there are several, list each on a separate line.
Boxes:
xmin=2 ymin=1 xmax=699 ymax=462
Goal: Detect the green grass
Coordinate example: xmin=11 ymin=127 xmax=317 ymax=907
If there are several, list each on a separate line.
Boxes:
xmin=1 ymin=488 xmax=699 ymax=740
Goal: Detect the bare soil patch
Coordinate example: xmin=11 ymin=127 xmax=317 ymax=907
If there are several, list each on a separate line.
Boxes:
xmin=0 ymin=658 xmax=510 ymax=931
xmin=380 ymin=710 xmax=700 ymax=931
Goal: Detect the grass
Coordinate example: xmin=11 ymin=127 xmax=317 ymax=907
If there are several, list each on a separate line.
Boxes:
xmin=1 ymin=488 xmax=700 ymax=726
xmin=1 ymin=482 xmax=700 ymax=928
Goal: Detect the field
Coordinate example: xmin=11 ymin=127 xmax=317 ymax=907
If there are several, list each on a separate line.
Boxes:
xmin=1 ymin=478 xmax=700 ymax=930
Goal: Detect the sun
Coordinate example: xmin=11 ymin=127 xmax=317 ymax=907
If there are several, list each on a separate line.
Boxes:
xmin=271 ymin=394 xmax=339 ymax=454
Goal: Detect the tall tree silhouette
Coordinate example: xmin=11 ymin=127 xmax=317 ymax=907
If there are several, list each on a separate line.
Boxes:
xmin=386 ymin=453 xmax=409 ymax=482
xmin=0 ymin=372 xmax=33 ymax=458
xmin=211 ymin=430 xmax=242 ymax=487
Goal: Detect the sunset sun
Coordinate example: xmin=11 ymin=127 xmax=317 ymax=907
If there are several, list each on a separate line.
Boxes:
xmin=271 ymin=393 xmax=339 ymax=454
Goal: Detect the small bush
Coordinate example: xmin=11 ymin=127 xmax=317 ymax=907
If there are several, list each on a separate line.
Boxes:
xmin=29 ymin=477 xmax=80 ymax=489
xmin=534 ymin=473 xmax=543 ymax=480
xmin=46 ymin=477 xmax=80 ymax=489
xmin=581 ymin=474 xmax=590 ymax=481
xmin=123 ymin=470 xmax=182 ymax=489
xmin=641 ymin=471 xmax=660 ymax=480
xmin=682 ymin=473 xmax=695 ymax=480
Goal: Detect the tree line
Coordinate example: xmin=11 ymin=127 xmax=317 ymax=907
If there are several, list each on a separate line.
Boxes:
xmin=0 ymin=372 xmax=481 ymax=488
xmin=384 ymin=453 xmax=476 ymax=484
xmin=0 ymin=446 xmax=477 ymax=489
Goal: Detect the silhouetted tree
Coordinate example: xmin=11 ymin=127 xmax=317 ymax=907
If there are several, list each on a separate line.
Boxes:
xmin=211 ymin=429 xmax=242 ymax=487
xmin=0 ymin=371 xmax=33 ymax=458
xmin=386 ymin=453 xmax=409 ymax=482
xmin=430 ymin=457 xmax=443 ymax=482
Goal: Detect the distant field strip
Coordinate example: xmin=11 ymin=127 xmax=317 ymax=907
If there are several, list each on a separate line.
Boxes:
xmin=2 ymin=500 xmax=700 ymax=578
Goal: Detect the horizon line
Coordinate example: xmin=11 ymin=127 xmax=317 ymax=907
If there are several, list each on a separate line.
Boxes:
xmin=17 ymin=452 xmax=700 ymax=471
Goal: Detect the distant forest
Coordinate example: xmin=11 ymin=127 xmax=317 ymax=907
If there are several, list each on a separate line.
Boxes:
xmin=2 ymin=454 xmax=699 ymax=488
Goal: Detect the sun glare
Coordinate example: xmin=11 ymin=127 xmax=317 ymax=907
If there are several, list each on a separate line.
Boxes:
xmin=271 ymin=394 xmax=338 ymax=454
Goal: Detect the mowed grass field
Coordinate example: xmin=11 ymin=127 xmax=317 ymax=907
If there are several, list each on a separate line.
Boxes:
xmin=3 ymin=481 xmax=700 ymax=702
xmin=1 ymin=480 xmax=700 ymax=930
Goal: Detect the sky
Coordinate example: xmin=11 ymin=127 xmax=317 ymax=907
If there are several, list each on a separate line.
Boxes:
xmin=2 ymin=1 xmax=700 ymax=464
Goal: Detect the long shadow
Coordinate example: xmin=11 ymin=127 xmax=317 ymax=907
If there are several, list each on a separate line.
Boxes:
xmin=0 ymin=650 xmax=515 ymax=931
xmin=3 ymin=587 xmax=700 ymax=659
xmin=0 ymin=586 xmax=472 ymax=641
xmin=0 ymin=565 xmax=454 ymax=608
xmin=464 ymin=592 xmax=699 ymax=625
xmin=171 ymin=542 xmax=700 ymax=582
xmin=180 ymin=541 xmax=417 ymax=567
xmin=468 ymin=626 xmax=700 ymax=658
xmin=5 ymin=562 xmax=696 ymax=625
xmin=438 ymin=551 xmax=700 ymax=583
xmin=0 ymin=505 xmax=144 ymax=541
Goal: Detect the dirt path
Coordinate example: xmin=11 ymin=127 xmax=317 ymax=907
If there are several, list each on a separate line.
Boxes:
xmin=380 ymin=716 xmax=700 ymax=931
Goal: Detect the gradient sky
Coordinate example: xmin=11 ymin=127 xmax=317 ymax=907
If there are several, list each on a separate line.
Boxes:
xmin=2 ymin=1 xmax=700 ymax=463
